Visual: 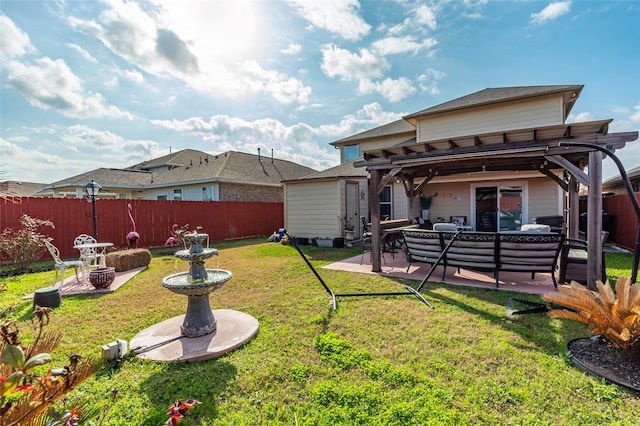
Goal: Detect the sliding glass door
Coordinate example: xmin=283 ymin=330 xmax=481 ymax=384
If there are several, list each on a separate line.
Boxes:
xmin=475 ymin=185 xmax=523 ymax=232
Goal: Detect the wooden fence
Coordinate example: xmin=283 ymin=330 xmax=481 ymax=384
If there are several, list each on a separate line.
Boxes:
xmin=1 ymin=197 xmax=283 ymax=258
xmin=601 ymin=192 xmax=640 ymax=251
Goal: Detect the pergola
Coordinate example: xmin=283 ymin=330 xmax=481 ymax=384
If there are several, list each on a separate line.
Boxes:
xmin=355 ymin=120 xmax=638 ymax=289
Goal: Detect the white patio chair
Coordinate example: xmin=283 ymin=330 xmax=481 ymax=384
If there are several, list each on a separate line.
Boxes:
xmin=73 ymin=234 xmax=106 ymax=274
xmin=44 ymin=240 xmax=84 ymax=289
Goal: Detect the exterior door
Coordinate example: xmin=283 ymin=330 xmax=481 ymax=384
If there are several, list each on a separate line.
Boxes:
xmin=475 ymin=185 xmax=523 ymax=231
xmin=346 ymin=182 xmax=360 ymax=236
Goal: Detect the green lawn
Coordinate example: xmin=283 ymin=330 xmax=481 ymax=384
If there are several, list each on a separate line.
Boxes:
xmin=2 ymin=240 xmax=638 ymax=425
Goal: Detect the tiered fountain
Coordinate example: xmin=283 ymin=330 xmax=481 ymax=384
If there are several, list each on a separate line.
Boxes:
xmin=130 ymin=232 xmax=259 ymax=362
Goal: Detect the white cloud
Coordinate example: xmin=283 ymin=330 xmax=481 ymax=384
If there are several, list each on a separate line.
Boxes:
xmin=4 ymin=57 xmax=133 ymax=119
xmin=122 ymin=68 xmax=144 ymax=84
xmin=371 ymin=36 xmax=437 ymax=56
xmin=415 ymin=4 xmax=437 ymax=30
xmin=281 ymin=44 xmax=302 ymax=55
xmin=417 ymin=68 xmax=446 ymax=95
xmin=0 ymin=14 xmax=35 ymax=59
xmin=0 ymin=126 xmax=164 ymax=182
xmin=288 ymin=0 xmax=371 ymax=40
xmin=358 ymin=77 xmax=415 ymax=102
xmin=67 ymin=0 xmax=311 ymax=105
xmin=531 ymin=2 xmax=571 ymax=24
xmin=567 ymin=111 xmax=596 ymax=123
xmin=66 ymin=43 xmax=98 ymax=63
xmin=321 ymin=45 xmax=388 ymax=81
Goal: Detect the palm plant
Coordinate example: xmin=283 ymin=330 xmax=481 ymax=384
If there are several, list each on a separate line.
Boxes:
xmin=541 ymin=277 xmax=640 ymax=350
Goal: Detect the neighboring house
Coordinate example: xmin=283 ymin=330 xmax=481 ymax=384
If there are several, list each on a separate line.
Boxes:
xmin=284 ymin=85 xmax=638 ymax=277
xmin=602 ymin=165 xmax=640 ymax=195
xmin=39 ymin=149 xmax=316 ymax=202
xmin=0 ymin=181 xmax=46 ymax=198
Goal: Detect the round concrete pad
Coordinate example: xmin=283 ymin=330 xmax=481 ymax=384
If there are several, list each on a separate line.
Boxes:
xmin=130 ymin=309 xmax=259 ymax=362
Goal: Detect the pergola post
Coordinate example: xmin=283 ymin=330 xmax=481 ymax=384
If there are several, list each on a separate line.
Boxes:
xmin=587 ymin=151 xmax=603 ymax=290
xmin=369 ymin=169 xmax=382 ymax=272
xmin=568 ymin=175 xmax=580 ymax=239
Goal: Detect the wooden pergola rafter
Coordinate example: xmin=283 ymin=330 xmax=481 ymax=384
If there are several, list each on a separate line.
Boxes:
xmin=354 ymin=119 xmax=639 ymax=290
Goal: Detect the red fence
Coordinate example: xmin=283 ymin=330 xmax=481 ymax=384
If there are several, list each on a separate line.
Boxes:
xmin=602 ymin=192 xmax=640 ymax=251
xmin=1 ymin=197 xmax=283 ymax=258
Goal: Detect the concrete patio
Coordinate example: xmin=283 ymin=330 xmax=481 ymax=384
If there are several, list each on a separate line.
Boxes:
xmin=323 ymin=250 xmax=558 ymax=295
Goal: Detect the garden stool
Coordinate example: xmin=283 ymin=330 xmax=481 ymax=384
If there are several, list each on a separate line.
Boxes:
xmin=33 ymin=286 xmax=62 ymax=309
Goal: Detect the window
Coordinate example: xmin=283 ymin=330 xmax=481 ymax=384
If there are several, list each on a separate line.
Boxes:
xmin=380 ymin=186 xmax=392 ymax=220
xmin=157 ymin=195 xmax=167 ymax=201
xmin=202 ymin=186 xmax=213 ymax=201
xmin=344 ymin=144 xmax=359 ymax=162
xmin=118 ymin=193 xmax=127 ymax=199
xmin=173 ymin=189 xmax=182 ymax=201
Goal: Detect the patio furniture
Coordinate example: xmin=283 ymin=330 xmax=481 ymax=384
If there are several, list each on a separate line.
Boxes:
xmin=558 ymin=231 xmax=608 ymax=285
xmin=73 ymin=234 xmax=108 ymax=274
xmin=402 ymin=229 xmax=565 ymax=288
xmin=360 ymin=216 xmax=386 ymax=265
xmin=44 ymin=240 xmax=84 ymax=288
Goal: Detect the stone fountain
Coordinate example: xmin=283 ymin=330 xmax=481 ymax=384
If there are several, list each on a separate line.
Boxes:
xmin=130 ymin=232 xmax=259 ymax=362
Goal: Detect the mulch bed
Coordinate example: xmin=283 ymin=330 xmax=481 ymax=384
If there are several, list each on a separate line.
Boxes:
xmin=568 ymin=336 xmax=640 ymax=393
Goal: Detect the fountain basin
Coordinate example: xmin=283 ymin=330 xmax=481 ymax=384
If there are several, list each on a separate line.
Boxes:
xmin=162 ymin=269 xmax=232 ymax=295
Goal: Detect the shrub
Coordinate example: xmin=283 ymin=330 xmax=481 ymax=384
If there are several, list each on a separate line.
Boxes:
xmin=541 ymin=277 xmax=640 ymax=350
xmin=0 ymin=215 xmax=54 ymax=273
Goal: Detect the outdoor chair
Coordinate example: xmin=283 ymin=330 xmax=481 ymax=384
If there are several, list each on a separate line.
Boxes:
xmin=44 ymin=240 xmax=84 ymax=289
xmin=74 ymin=234 xmax=106 ymax=275
xmin=558 ymin=231 xmax=608 ymax=285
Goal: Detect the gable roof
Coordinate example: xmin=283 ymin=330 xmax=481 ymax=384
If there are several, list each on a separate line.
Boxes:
xmin=0 ymin=181 xmax=46 ymax=197
xmin=44 ymin=149 xmax=317 ymax=191
xmin=330 ymin=119 xmax=415 ymax=146
xmin=404 ymin=85 xmax=583 ymax=121
xmin=284 ymin=160 xmax=368 ymax=183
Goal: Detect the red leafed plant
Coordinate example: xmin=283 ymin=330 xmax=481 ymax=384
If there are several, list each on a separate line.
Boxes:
xmin=166 ymin=398 xmax=201 ymax=425
xmin=0 ymin=307 xmax=98 ymax=425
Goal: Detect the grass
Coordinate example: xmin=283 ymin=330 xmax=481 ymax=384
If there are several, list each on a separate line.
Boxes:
xmin=2 ymin=239 xmax=639 ymax=425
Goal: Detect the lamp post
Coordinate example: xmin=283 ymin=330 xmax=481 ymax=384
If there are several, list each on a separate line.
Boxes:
xmin=85 ymin=180 xmax=101 ymax=240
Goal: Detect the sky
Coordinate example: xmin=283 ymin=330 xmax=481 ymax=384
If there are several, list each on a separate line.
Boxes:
xmin=1 ymin=0 xmax=639 ymax=184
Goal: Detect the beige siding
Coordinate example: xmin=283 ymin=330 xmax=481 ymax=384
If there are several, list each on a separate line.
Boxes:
xmin=285 ymin=181 xmax=342 ymax=238
xmin=416 ymin=175 xmax=561 ymax=228
xmin=417 ymin=95 xmax=563 ymax=142
xmin=528 ymin=177 xmax=563 ymax=221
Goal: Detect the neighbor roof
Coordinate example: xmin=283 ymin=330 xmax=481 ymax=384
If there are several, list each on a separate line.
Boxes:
xmin=42 ymin=150 xmax=317 ymax=191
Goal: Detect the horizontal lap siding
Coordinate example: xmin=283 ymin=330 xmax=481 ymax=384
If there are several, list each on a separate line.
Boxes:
xmin=417 ymin=96 xmax=562 ymax=142
xmin=285 ymin=181 xmax=341 ymax=238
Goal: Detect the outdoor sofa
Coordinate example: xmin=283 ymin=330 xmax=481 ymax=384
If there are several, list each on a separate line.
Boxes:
xmin=401 ymin=228 xmax=565 ymax=288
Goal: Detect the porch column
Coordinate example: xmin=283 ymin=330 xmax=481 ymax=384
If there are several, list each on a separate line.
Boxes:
xmin=369 ymin=169 xmax=382 ymax=272
xmin=407 ymin=176 xmax=415 ymax=219
xmin=568 ymin=175 xmax=580 ymax=239
xmin=587 ymin=151 xmax=603 ymax=290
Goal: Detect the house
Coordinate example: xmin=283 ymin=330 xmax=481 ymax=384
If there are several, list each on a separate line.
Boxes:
xmin=603 ymin=165 xmax=640 ymax=195
xmin=284 ymin=84 xmax=638 ymax=286
xmin=0 ymin=181 xmax=46 ymax=198
xmin=39 ymin=149 xmax=317 ymax=202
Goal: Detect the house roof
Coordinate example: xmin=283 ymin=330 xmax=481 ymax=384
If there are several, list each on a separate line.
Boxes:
xmin=43 ymin=149 xmax=317 ymax=191
xmin=284 ymin=160 xmax=369 ymax=183
xmin=0 ymin=181 xmax=46 ymax=197
xmin=602 ymin=165 xmax=640 ymax=187
xmin=404 ymin=85 xmax=583 ymax=121
xmin=330 ymin=119 xmax=415 ymax=146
